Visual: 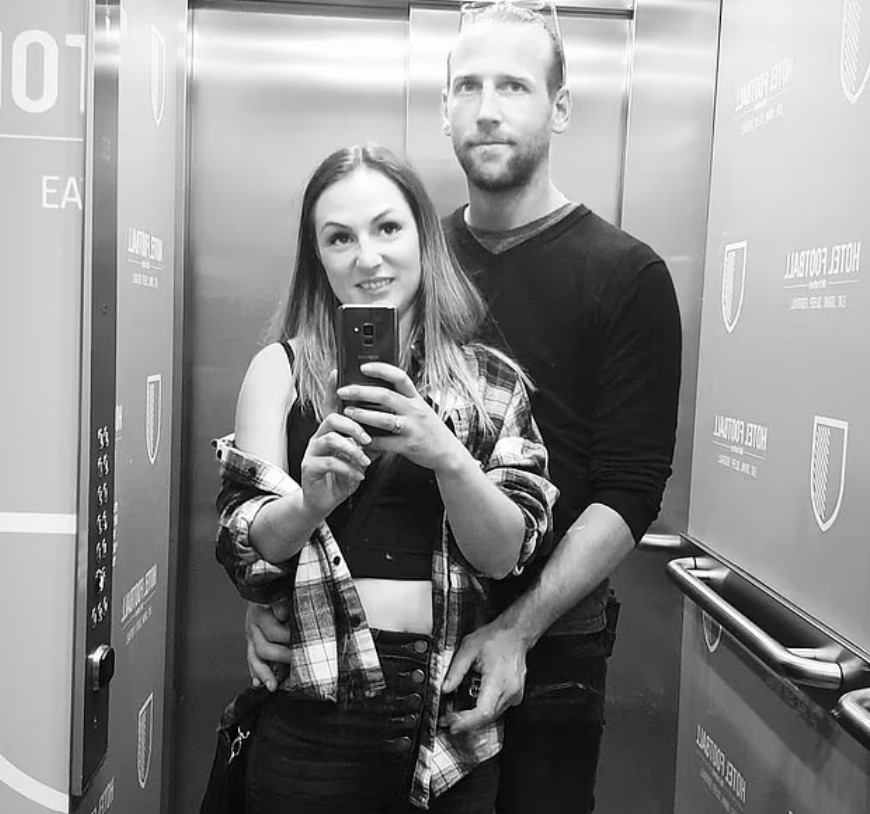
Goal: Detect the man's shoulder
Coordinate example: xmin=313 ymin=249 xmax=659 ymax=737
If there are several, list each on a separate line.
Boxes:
xmin=562 ymin=206 xmax=663 ymax=268
xmin=441 ymin=206 xmax=467 ymax=237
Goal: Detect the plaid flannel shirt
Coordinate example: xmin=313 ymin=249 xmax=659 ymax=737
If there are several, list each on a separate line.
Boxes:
xmin=214 ymin=345 xmax=557 ymax=809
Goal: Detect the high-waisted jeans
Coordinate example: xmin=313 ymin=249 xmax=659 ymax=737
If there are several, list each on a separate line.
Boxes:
xmin=246 ymin=630 xmax=498 ymax=814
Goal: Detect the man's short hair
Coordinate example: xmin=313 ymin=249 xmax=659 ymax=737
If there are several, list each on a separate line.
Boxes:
xmin=454 ymin=2 xmax=567 ymax=96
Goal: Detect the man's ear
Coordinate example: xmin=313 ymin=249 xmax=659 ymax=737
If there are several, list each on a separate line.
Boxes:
xmin=441 ymin=88 xmax=452 ymax=136
xmin=551 ymin=85 xmax=572 ymax=134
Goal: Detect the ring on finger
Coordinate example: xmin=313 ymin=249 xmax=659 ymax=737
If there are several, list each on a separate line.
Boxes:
xmin=391 ymin=415 xmax=404 ymax=435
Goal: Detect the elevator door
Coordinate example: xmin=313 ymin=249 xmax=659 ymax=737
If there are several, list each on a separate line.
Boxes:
xmin=173 ymin=5 xmax=406 ymax=812
xmin=174 ymin=3 xmax=634 ymax=813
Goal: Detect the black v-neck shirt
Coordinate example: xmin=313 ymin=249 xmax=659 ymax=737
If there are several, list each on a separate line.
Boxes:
xmin=444 ymin=205 xmax=681 ymax=633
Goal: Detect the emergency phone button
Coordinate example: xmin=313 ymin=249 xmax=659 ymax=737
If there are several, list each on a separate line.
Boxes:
xmin=88 ymin=644 xmax=116 ymax=692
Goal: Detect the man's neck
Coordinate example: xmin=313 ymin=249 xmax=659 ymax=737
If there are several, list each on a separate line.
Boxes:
xmin=465 ymin=168 xmax=569 ymax=232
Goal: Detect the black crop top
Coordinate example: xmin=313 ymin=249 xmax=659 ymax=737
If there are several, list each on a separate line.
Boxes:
xmin=281 ymin=343 xmax=442 ymax=580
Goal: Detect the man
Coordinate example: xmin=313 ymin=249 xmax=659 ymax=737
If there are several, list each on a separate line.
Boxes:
xmin=245 ymin=3 xmax=681 ymax=812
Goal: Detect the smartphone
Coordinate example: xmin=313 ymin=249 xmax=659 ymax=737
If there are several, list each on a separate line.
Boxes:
xmin=336 ymin=305 xmax=399 ymax=434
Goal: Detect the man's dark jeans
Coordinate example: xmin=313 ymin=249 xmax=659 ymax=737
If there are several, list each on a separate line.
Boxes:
xmin=246 ymin=629 xmax=498 ymax=814
xmin=496 ymin=628 xmax=612 ymax=814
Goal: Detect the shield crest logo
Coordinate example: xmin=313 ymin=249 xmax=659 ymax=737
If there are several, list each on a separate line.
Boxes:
xmin=810 ymin=416 xmax=848 ymax=532
xmin=721 ymin=241 xmax=747 ymax=334
xmin=842 ymin=0 xmax=870 ymax=104
xmin=150 ymin=25 xmax=166 ymax=127
xmin=702 ymin=612 xmax=722 ymax=654
xmin=146 ymin=374 xmax=161 ymax=466
xmin=137 ymin=692 xmax=154 ymax=789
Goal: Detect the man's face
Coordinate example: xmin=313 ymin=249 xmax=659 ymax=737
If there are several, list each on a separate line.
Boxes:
xmin=444 ymin=21 xmax=565 ymax=192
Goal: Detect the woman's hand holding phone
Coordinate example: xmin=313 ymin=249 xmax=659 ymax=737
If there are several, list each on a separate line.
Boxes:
xmin=300 ymin=371 xmax=374 ymax=518
xmin=337 ymin=363 xmax=467 ymax=474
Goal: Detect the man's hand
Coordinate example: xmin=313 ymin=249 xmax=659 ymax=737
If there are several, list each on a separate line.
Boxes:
xmin=245 ymin=598 xmax=293 ymax=692
xmin=440 ymin=618 xmax=529 ymax=735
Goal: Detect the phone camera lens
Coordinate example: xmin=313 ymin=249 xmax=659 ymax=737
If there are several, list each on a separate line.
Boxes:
xmin=362 ymin=323 xmax=375 ymax=337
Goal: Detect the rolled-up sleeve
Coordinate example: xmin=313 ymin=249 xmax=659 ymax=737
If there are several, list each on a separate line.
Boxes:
xmin=483 ymin=375 xmax=559 ymax=575
xmin=213 ymin=437 xmax=299 ymax=603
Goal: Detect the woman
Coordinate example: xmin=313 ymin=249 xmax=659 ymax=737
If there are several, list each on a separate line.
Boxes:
xmin=214 ymin=144 xmax=556 ymax=813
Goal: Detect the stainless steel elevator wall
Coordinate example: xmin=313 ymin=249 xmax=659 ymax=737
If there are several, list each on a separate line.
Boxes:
xmin=173 ymin=3 xmax=716 ymax=813
xmin=174 ymin=5 xmax=406 ymax=812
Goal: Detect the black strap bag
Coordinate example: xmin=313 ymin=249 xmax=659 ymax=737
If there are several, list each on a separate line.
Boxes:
xmin=199 ymin=683 xmax=271 ymax=814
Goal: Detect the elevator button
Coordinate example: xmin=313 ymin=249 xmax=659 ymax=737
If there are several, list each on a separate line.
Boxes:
xmin=88 ymin=645 xmax=115 ymax=692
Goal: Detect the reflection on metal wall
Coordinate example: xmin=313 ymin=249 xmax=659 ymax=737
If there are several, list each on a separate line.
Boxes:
xmin=407 ymin=4 xmax=631 ymax=223
xmin=72 ymin=0 xmax=188 ymax=812
xmin=675 ymin=596 xmax=870 ymax=814
xmin=173 ymin=5 xmax=407 ymax=812
xmin=95 ymin=0 xmax=187 ymax=811
xmin=689 ymin=0 xmax=870 ymax=659
xmin=598 ymin=1 xmax=721 ymax=812
xmin=0 ymin=0 xmax=86 ymax=811
xmin=622 ymin=0 xmax=721 ymax=537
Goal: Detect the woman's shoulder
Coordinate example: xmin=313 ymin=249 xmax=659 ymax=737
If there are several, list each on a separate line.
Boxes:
xmin=249 ymin=339 xmax=297 ymax=372
xmin=237 ymin=340 xmax=297 ymax=410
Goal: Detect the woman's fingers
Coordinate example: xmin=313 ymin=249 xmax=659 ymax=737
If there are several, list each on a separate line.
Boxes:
xmin=314 ymin=412 xmax=372 ymax=448
xmin=348 ymin=362 xmax=419 ymax=399
xmin=304 ymin=428 xmax=368 ymax=475
xmin=358 ymin=362 xmax=418 ymax=398
xmin=342 ymin=405 xmax=400 ymax=436
xmin=337 ymin=383 xmax=402 ymax=413
xmin=324 ymin=369 xmax=340 ymax=415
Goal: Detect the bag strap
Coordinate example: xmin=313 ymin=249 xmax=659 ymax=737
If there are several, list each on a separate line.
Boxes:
xmin=280 ymin=340 xmax=295 ymax=369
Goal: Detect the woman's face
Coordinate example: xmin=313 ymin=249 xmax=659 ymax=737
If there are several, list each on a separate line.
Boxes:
xmin=313 ymin=168 xmax=422 ymax=328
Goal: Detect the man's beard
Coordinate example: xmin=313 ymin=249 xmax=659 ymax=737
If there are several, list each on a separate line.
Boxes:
xmin=454 ymin=136 xmax=549 ymax=192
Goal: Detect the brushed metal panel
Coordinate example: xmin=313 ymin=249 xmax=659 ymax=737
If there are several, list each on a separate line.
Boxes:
xmin=223 ymin=0 xmax=634 ymax=12
xmin=599 ymin=2 xmax=720 ymax=813
xmin=407 ymin=5 xmax=631 ymax=224
xmin=173 ymin=6 xmax=407 ymax=813
xmin=620 ymin=0 xmax=721 ymax=536
xmin=72 ymin=0 xmax=120 ymax=795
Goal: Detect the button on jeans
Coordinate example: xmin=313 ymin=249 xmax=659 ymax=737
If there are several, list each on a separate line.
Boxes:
xmin=246 ymin=629 xmax=498 ymax=814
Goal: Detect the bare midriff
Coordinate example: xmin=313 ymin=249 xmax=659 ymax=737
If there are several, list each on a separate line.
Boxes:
xmin=355 ymin=579 xmax=433 ymax=634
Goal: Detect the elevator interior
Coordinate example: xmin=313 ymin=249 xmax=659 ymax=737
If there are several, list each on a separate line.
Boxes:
xmin=173 ymin=2 xmax=719 ymax=813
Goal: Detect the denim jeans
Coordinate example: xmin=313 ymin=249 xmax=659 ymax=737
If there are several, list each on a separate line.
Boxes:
xmin=496 ymin=629 xmax=612 ymax=814
xmin=246 ymin=629 xmax=498 ymax=814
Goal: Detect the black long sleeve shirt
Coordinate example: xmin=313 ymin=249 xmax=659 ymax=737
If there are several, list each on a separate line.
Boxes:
xmin=444 ymin=205 xmax=682 ymax=634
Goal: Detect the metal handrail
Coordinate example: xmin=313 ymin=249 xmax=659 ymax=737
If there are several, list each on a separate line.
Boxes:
xmin=836 ymin=688 xmax=870 ymax=750
xmin=666 ymin=557 xmax=869 ymax=691
xmin=638 ymin=533 xmax=688 ymax=552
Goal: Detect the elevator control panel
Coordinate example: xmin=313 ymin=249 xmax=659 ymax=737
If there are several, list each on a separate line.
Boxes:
xmin=72 ymin=0 xmax=120 ymax=796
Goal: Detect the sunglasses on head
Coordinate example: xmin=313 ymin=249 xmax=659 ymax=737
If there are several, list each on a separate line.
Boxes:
xmin=458 ymin=1 xmax=565 ymax=78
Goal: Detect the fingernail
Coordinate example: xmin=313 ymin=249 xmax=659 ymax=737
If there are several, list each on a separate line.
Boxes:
xmin=360 ymin=432 xmax=372 ymax=444
xmin=252 ymin=677 xmax=260 ymax=687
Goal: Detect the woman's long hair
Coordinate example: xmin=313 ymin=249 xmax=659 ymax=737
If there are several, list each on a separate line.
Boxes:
xmin=269 ymin=143 xmax=507 ymax=432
